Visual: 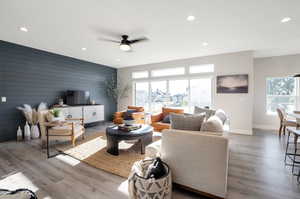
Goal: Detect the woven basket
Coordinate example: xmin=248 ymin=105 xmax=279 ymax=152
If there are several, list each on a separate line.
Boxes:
xmin=128 ymin=159 xmax=172 ymax=199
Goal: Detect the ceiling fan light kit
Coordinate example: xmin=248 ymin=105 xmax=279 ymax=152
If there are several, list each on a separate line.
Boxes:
xmin=120 ymin=44 xmax=131 ymax=51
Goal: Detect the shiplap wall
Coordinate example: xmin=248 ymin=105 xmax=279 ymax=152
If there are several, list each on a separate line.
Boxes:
xmin=0 ymin=41 xmax=117 ymax=142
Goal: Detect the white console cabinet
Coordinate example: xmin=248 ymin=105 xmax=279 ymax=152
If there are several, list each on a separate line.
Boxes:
xmin=57 ymin=105 xmax=104 ymax=124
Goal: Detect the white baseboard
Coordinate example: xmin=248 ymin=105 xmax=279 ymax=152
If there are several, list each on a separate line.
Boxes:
xmin=253 ymin=124 xmax=278 ymax=130
xmin=226 ymin=129 xmax=253 ymax=135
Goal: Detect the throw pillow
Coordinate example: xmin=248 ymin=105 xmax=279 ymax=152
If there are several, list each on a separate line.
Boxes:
xmin=162 ymin=115 xmax=170 ymax=123
xmin=194 ymin=106 xmax=216 ymax=119
xmin=215 ymin=109 xmax=227 ymax=124
xmin=170 ymin=113 xmax=205 ymax=131
xmin=201 ymin=115 xmax=223 ymax=132
xmin=123 ymin=109 xmax=137 ymax=120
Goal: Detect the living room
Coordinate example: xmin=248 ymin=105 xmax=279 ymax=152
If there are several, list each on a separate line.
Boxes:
xmin=1 ymin=1 xmax=300 ymax=199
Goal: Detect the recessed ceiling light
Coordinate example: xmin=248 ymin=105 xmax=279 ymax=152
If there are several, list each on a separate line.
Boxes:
xmin=19 ymin=27 xmax=28 ymax=32
xmin=81 ymin=47 xmax=87 ymax=51
xmin=202 ymin=42 xmax=208 ymax=46
xmin=116 ymin=59 xmax=121 ymax=62
xmin=187 ymin=15 xmax=195 ymax=21
xmin=281 ymin=17 xmax=291 ymax=23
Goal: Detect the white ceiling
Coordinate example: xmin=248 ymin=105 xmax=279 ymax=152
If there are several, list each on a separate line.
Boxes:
xmin=1 ymin=0 xmax=300 ymax=68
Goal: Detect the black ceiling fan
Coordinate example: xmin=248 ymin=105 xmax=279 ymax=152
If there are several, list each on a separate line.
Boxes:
xmin=99 ymin=35 xmax=148 ymax=51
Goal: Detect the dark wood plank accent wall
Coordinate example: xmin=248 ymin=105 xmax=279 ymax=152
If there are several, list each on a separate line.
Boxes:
xmin=0 ymin=40 xmax=117 ymax=142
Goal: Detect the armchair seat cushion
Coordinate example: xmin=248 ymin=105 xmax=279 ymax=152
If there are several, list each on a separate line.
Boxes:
xmin=49 ymin=124 xmax=84 ymax=136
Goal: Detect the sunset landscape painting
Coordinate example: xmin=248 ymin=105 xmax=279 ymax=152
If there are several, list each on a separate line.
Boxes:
xmin=217 ymin=74 xmax=248 ymax=93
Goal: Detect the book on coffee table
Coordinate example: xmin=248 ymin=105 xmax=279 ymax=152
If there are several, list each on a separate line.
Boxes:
xmin=118 ymin=124 xmax=141 ymax=132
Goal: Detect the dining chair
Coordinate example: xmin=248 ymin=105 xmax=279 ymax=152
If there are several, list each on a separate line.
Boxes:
xmin=276 ymin=107 xmax=297 ymax=137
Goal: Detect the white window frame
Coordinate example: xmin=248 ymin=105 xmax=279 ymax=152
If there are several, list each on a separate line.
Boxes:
xmin=265 ymin=77 xmax=299 ymax=115
xmin=189 ymin=64 xmax=214 ymax=74
xmin=132 ymin=70 xmax=149 ymax=79
xmin=150 ymin=67 xmax=185 ymax=78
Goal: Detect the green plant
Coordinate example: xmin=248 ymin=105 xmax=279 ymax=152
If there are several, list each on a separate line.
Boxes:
xmin=50 ymin=109 xmax=61 ymax=117
xmin=105 ymin=75 xmax=131 ymax=104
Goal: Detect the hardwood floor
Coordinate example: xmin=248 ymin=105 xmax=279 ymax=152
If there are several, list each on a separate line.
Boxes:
xmin=0 ymin=126 xmax=299 ymax=199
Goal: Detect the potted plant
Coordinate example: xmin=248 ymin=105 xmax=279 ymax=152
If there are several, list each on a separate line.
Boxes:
xmin=105 ymin=75 xmax=131 ymax=111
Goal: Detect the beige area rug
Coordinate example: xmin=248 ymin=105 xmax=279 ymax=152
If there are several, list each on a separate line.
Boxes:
xmin=56 ymin=132 xmax=160 ymax=178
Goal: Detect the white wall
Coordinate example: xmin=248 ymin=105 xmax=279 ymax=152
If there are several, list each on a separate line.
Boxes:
xmin=118 ymin=51 xmax=254 ymax=135
xmin=253 ymin=54 xmax=300 ymax=130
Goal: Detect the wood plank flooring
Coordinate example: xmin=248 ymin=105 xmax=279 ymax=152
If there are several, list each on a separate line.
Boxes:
xmin=0 ymin=126 xmax=299 ymax=199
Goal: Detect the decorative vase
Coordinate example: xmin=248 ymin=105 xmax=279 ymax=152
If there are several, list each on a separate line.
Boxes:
xmin=17 ymin=126 xmax=23 ymax=141
xmin=24 ymin=122 xmax=31 ymax=141
xmin=31 ymin=125 xmax=40 ymax=139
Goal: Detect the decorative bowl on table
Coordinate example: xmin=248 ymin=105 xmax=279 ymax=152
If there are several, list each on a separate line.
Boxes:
xmin=124 ymin=119 xmax=135 ymax=126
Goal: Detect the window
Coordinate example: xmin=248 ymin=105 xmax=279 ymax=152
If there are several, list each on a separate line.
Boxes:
xmin=135 ymin=82 xmax=149 ymax=111
xmin=266 ymin=77 xmax=297 ymax=114
xmin=190 ymin=78 xmax=212 ymax=112
xmin=189 ymin=64 xmax=214 ymax=74
xmin=168 ymin=80 xmax=189 ymax=112
xmin=151 ymin=67 xmax=185 ymax=77
xmin=132 ymin=71 xmax=149 ymax=79
xmin=134 ymin=78 xmax=212 ymax=113
xmin=151 ymin=81 xmax=168 ymax=112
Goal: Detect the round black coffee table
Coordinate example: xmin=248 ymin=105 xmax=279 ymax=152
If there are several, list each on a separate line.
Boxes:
xmin=106 ymin=125 xmax=153 ymax=156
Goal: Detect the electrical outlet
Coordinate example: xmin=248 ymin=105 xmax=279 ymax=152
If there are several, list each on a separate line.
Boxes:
xmin=1 ymin=97 xmax=6 ymax=103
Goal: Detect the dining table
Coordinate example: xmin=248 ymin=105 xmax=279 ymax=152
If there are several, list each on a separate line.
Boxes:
xmin=287 ymin=111 xmax=300 ymax=183
xmin=289 ymin=112 xmax=300 ymax=126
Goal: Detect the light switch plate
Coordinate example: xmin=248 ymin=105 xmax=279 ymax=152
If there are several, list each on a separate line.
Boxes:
xmin=1 ymin=97 xmax=6 ymax=102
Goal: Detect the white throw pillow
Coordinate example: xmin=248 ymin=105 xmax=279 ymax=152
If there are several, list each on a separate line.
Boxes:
xmin=215 ymin=109 xmax=227 ymax=124
xmin=201 ymin=115 xmax=224 ymax=132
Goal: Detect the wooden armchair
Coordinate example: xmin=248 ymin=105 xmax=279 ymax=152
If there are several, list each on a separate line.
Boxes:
xmin=38 ymin=110 xmax=85 ymax=150
xmin=113 ymin=106 xmax=145 ymax=124
xmin=151 ymin=107 xmax=184 ymax=132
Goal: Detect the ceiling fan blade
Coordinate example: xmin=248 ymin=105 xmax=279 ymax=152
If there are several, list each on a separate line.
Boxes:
xmin=98 ymin=37 xmax=120 ymax=43
xmin=129 ymin=37 xmax=149 ymax=44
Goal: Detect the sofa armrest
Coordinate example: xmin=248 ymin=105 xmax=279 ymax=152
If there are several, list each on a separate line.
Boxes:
xmin=151 ymin=113 xmax=163 ymax=123
xmin=161 ymin=129 xmax=229 ymax=198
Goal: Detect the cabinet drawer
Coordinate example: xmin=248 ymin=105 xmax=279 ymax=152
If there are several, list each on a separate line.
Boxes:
xmin=83 ymin=105 xmax=104 ymax=123
xmin=67 ymin=107 xmax=83 ymax=119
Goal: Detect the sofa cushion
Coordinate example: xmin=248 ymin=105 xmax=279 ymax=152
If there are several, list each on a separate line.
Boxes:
xmin=194 ymin=106 xmax=216 ymax=119
xmin=170 ymin=113 xmax=205 ymax=131
xmin=215 ymin=109 xmax=227 ymax=124
xmin=124 ymin=109 xmax=137 ymax=120
xmin=162 ymin=115 xmax=171 ymax=123
xmin=201 ymin=115 xmax=223 ymax=132
xmin=50 ymin=124 xmax=84 ymax=135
